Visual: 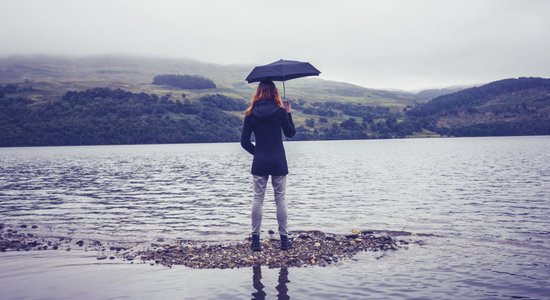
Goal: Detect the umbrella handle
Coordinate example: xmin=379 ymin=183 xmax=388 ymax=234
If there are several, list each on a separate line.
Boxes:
xmin=283 ymin=81 xmax=286 ymax=100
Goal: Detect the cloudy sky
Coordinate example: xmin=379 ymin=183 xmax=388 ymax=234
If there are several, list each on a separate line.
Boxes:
xmin=1 ymin=0 xmax=549 ymax=90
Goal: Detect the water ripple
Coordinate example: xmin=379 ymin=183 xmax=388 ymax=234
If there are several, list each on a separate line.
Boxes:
xmin=1 ymin=137 xmax=550 ymax=299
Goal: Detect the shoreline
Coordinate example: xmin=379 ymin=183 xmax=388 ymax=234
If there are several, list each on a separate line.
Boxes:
xmin=0 ymin=223 xmax=414 ymax=269
xmin=2 ymin=135 xmax=550 ymax=149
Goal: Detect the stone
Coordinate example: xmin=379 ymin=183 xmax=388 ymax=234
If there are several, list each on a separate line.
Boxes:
xmin=0 ymin=225 xmax=413 ymax=269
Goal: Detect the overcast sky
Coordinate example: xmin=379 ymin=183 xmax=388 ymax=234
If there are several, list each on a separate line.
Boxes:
xmin=1 ymin=0 xmax=549 ymax=90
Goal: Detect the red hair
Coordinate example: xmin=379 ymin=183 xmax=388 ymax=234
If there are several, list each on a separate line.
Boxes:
xmin=245 ymin=80 xmax=283 ymax=116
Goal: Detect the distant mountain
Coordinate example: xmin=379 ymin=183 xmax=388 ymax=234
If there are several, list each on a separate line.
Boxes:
xmin=0 ymin=54 xmax=418 ymax=106
xmin=414 ymin=85 xmax=472 ymax=102
xmin=408 ymin=77 xmax=550 ymax=136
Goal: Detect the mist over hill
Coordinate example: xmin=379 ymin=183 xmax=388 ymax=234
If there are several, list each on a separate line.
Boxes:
xmin=0 ymin=54 xmax=451 ymax=105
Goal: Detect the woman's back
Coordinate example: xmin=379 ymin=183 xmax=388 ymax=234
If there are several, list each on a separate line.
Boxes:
xmin=241 ymin=98 xmax=295 ymax=176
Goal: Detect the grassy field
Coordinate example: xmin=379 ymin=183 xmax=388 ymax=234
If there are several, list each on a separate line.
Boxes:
xmin=0 ymin=54 xmax=421 ymax=107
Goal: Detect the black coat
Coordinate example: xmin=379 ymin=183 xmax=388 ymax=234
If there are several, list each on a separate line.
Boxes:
xmin=240 ymin=98 xmax=296 ymax=176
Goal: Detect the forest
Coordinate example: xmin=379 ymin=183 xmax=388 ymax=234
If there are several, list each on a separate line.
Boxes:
xmin=0 ymin=87 xmax=241 ymax=146
xmin=0 ymin=86 xmax=417 ymax=146
xmin=1 ymin=77 xmax=549 ymax=147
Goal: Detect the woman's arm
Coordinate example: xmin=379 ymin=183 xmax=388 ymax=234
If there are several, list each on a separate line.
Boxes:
xmin=240 ymin=116 xmax=255 ymax=155
xmin=282 ymin=109 xmax=296 ymax=138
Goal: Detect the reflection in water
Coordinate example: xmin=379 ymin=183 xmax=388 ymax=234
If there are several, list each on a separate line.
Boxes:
xmin=251 ymin=266 xmax=266 ymax=299
xmin=252 ymin=266 xmax=290 ymax=300
xmin=276 ymin=267 xmax=290 ymax=300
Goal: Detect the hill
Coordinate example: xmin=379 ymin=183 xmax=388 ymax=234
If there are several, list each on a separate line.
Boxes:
xmin=0 ymin=84 xmax=422 ymax=146
xmin=0 ymin=54 xmax=423 ymax=106
xmin=407 ymin=77 xmax=550 ymax=136
xmin=413 ymin=85 xmax=474 ymax=102
xmin=2 ymin=55 xmax=548 ymax=147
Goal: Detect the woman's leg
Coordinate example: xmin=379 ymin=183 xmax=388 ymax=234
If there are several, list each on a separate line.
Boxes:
xmin=252 ymin=175 xmax=268 ymax=235
xmin=271 ymin=175 xmax=288 ymax=236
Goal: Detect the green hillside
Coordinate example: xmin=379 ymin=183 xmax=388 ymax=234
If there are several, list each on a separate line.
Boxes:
xmin=407 ymin=77 xmax=550 ymax=136
xmin=2 ymin=55 xmax=548 ymax=147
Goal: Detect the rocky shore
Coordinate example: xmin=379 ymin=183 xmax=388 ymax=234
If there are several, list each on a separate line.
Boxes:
xmin=0 ymin=223 xmax=125 ymax=259
xmin=1 ymin=223 xmax=415 ymax=269
xmin=133 ymin=230 xmax=412 ymax=269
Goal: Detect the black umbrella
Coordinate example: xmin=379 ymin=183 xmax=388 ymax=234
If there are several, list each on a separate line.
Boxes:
xmin=245 ymin=59 xmax=321 ymax=99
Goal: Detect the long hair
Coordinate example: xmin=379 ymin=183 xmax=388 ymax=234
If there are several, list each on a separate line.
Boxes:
xmin=245 ymin=80 xmax=283 ymax=116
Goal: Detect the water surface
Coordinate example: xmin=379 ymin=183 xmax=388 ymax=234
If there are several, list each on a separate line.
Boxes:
xmin=1 ymin=137 xmax=549 ymax=299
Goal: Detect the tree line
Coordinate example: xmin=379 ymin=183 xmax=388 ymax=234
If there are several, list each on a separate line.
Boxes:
xmin=2 ymin=77 xmax=549 ymax=147
xmin=0 ymin=88 xmax=241 ymax=146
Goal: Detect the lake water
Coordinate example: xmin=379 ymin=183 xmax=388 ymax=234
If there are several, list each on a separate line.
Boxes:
xmin=1 ymin=137 xmax=549 ymax=299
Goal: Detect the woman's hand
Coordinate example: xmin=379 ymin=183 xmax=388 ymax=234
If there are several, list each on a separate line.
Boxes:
xmin=283 ymin=101 xmax=292 ymax=113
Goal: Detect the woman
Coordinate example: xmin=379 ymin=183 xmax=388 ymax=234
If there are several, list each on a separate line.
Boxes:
xmin=241 ymin=80 xmax=296 ymax=251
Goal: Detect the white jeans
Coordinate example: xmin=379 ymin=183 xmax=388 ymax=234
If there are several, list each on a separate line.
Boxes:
xmin=251 ymin=175 xmax=288 ymax=236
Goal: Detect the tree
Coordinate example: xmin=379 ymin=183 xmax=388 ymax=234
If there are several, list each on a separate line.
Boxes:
xmin=305 ymin=118 xmax=315 ymax=127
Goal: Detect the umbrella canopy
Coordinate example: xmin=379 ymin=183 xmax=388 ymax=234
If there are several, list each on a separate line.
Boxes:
xmin=246 ymin=59 xmax=320 ymax=83
xmin=245 ymin=59 xmax=321 ymax=99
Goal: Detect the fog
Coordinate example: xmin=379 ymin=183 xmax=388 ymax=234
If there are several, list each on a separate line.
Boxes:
xmin=1 ymin=0 xmax=549 ymax=90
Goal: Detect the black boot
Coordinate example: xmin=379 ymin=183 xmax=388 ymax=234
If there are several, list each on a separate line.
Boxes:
xmin=251 ymin=234 xmax=262 ymax=251
xmin=280 ymin=235 xmax=292 ymax=251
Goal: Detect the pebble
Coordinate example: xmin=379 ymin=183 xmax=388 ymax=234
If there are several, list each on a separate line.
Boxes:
xmin=31 ymin=225 xmax=38 ymax=229
xmin=0 ymin=224 xmax=414 ymax=269
xmin=129 ymin=229 xmax=412 ymax=269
